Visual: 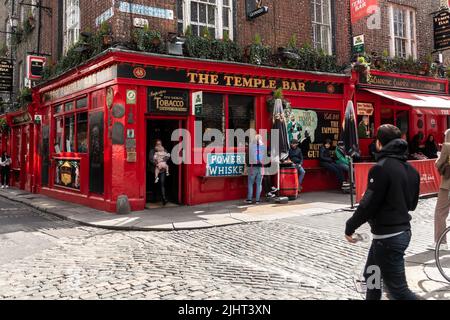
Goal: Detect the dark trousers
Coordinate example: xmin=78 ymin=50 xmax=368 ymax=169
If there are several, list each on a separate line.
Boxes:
xmin=153 ymin=172 xmax=167 ymax=203
xmin=1 ymin=166 xmax=10 ymax=186
xmin=320 ymin=162 xmax=344 ymax=185
xmin=364 ymin=230 xmax=418 ymax=300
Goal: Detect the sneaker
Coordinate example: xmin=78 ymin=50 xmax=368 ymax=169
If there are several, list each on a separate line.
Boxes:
xmin=271 ymin=186 xmax=278 ymax=191
xmin=5 ymin=185 xmax=8 ymax=189
xmin=245 ymin=200 xmax=253 ymax=204
xmin=266 ymin=192 xmax=276 ymax=198
xmin=255 ymin=201 xmax=261 ymax=205
xmin=155 ymin=177 xmax=159 ymax=183
xmin=427 ymin=243 xmax=448 ymax=251
xmin=0 ymin=185 xmax=4 ymax=189
xmin=166 ymin=172 xmax=170 ymax=176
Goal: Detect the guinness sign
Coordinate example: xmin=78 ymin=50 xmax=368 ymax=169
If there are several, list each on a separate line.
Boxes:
xmin=246 ymin=0 xmax=269 ymax=20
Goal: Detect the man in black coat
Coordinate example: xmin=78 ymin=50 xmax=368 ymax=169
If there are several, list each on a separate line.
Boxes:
xmin=345 ymin=124 xmax=420 ymax=300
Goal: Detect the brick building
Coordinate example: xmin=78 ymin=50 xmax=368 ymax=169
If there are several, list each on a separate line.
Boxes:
xmin=2 ymin=0 xmax=60 ymax=107
xmin=350 ymin=0 xmax=441 ymax=61
xmin=75 ymin=1 xmax=352 ymax=65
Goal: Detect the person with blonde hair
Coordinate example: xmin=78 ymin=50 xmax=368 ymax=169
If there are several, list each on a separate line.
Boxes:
xmin=431 ymin=129 xmax=450 ymax=250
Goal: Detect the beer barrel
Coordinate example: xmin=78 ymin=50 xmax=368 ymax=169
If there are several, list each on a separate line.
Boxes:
xmin=279 ymin=163 xmax=299 ymax=200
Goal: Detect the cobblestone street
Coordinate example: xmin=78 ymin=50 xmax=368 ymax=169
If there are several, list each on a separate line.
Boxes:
xmin=0 ymin=195 xmax=448 ymax=300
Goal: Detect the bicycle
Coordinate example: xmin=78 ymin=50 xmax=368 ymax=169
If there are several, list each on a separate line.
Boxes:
xmin=435 ymin=226 xmax=450 ymax=282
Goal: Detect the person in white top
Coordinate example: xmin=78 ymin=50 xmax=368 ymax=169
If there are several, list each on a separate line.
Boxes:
xmin=0 ymin=151 xmax=11 ymax=189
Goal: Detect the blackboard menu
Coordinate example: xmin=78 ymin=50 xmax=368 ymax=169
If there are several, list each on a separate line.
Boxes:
xmin=0 ymin=59 xmax=13 ymax=92
xmin=434 ymin=10 xmax=450 ymax=50
xmin=287 ymin=109 xmax=341 ymax=160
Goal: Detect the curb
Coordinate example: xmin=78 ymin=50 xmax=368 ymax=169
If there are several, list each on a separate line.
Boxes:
xmin=0 ymin=191 xmax=253 ymax=232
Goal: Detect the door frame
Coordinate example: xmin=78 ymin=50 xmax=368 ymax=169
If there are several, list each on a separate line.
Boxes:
xmin=145 ymin=116 xmax=187 ymax=205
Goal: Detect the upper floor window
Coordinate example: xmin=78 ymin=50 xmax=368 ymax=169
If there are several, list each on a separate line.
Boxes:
xmin=64 ymin=0 xmax=80 ymax=53
xmin=311 ymin=0 xmax=333 ymax=55
xmin=389 ymin=5 xmax=416 ymax=59
xmin=177 ymin=0 xmax=234 ymax=40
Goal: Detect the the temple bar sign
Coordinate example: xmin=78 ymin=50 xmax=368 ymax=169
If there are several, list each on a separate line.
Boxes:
xmin=434 ymin=10 xmax=450 ymax=50
xmin=246 ymin=0 xmax=269 ymax=20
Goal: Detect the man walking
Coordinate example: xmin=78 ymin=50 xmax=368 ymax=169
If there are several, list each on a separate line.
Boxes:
xmin=345 ymin=124 xmax=420 ymax=300
xmin=288 ymin=139 xmax=305 ymax=192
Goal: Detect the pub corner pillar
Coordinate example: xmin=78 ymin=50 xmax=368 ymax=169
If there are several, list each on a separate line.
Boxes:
xmin=108 ymin=85 xmax=144 ymax=212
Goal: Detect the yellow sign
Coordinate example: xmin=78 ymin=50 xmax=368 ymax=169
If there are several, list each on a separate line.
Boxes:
xmin=60 ymin=161 xmax=73 ymax=186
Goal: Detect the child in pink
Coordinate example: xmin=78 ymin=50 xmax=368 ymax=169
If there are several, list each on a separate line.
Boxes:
xmin=154 ymin=145 xmax=170 ymax=183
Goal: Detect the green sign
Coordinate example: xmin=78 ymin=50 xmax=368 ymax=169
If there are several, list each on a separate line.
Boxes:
xmin=193 ymin=91 xmax=203 ymax=116
xmin=353 ymin=35 xmax=365 ymax=54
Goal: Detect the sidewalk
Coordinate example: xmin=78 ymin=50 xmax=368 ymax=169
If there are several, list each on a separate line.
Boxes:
xmin=0 ymin=188 xmax=352 ymax=231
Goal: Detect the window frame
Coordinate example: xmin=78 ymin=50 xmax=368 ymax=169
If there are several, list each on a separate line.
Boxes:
xmin=52 ymin=96 xmax=89 ymax=155
xmin=63 ymin=0 xmax=81 ymax=53
xmin=178 ymin=0 xmax=234 ymax=40
xmin=389 ymin=5 xmax=417 ymax=59
xmin=311 ymin=0 xmax=333 ymax=55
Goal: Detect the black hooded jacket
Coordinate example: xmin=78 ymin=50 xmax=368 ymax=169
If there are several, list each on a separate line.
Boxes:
xmin=345 ymin=139 xmax=420 ymax=236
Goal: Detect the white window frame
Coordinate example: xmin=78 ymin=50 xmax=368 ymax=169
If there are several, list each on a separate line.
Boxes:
xmin=389 ymin=5 xmax=417 ymax=59
xmin=311 ymin=0 xmax=333 ymax=55
xmin=63 ymin=0 xmax=80 ymax=53
xmin=178 ymin=0 xmax=234 ymax=40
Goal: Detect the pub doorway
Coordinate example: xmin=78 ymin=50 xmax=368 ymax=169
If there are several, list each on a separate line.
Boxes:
xmin=146 ymin=119 xmax=184 ymax=208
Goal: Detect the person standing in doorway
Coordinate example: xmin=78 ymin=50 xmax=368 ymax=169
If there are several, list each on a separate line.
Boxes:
xmin=288 ymin=139 xmax=305 ymax=192
xmin=345 ymin=124 xmax=420 ymax=300
xmin=0 ymin=151 xmax=11 ymax=189
xmin=431 ymin=129 xmax=450 ymax=250
xmin=149 ymin=139 xmax=170 ymax=206
xmin=246 ymin=134 xmax=266 ymax=204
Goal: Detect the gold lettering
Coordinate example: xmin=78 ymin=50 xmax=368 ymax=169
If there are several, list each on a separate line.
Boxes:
xmin=234 ymin=76 xmax=243 ymax=87
xmin=224 ymin=76 xmax=233 ymax=86
xmin=242 ymin=77 xmax=254 ymax=88
xmin=254 ymin=78 xmax=262 ymax=88
xmin=210 ymin=74 xmax=219 ymax=85
xmin=187 ymin=72 xmax=198 ymax=83
xmin=298 ymin=82 xmax=306 ymax=92
xmin=198 ymin=73 xmax=210 ymax=84
xmin=282 ymin=81 xmax=290 ymax=90
xmin=269 ymin=80 xmax=277 ymax=89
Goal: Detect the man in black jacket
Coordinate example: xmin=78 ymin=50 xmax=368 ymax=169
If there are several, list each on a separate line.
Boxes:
xmin=288 ymin=139 xmax=305 ymax=191
xmin=345 ymin=124 xmax=420 ymax=300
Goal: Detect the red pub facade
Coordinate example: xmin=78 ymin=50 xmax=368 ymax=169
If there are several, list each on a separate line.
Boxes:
xmin=2 ymin=49 xmax=450 ymax=212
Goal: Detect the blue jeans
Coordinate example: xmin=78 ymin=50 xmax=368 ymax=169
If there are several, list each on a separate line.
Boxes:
xmin=320 ymin=162 xmax=345 ymax=185
xmin=364 ymin=230 xmax=418 ymax=300
xmin=294 ymin=164 xmax=305 ymax=185
xmin=247 ymin=166 xmax=263 ymax=202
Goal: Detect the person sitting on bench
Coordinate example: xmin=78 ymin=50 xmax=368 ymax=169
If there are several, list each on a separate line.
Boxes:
xmin=319 ymin=139 xmax=347 ymax=191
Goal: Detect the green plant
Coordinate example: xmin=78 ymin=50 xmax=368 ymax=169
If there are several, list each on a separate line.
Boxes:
xmin=248 ymin=34 xmax=271 ymax=65
xmin=287 ymin=35 xmax=297 ymax=50
xmin=17 ymin=87 xmax=32 ymax=107
xmin=133 ymin=26 xmax=164 ymax=53
xmin=23 ymin=14 xmax=35 ymax=36
xmin=0 ymin=118 xmax=9 ymax=134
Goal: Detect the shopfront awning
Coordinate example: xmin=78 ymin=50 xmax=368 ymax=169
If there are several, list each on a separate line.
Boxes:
xmin=363 ymin=88 xmax=450 ymax=115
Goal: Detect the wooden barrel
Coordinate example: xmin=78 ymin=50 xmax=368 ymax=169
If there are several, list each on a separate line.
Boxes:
xmin=279 ymin=165 xmax=299 ymax=200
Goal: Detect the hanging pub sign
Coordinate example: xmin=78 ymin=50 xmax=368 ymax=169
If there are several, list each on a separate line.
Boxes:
xmin=357 ymin=102 xmax=374 ymax=116
xmin=118 ymin=64 xmax=344 ymax=95
xmin=12 ymin=112 xmax=32 ymax=125
xmin=148 ymin=88 xmax=189 ymax=115
xmin=27 ymin=55 xmax=47 ymax=80
xmin=433 ymin=10 xmax=450 ymax=51
xmin=246 ymin=0 xmax=269 ymax=20
xmin=0 ymin=59 xmax=14 ymax=92
xmin=55 ymin=159 xmax=81 ymax=190
xmin=350 ymin=0 xmax=378 ymax=24
xmin=287 ymin=109 xmax=341 ymax=160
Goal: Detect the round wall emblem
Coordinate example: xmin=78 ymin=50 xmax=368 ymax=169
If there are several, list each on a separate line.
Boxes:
xmin=112 ymin=104 xmax=125 ymax=118
xmin=133 ymin=67 xmax=146 ymax=79
xmin=106 ymin=87 xmax=114 ymax=108
xmin=327 ymin=84 xmax=335 ymax=94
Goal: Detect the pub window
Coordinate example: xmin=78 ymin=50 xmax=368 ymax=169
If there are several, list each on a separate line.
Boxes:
xmin=311 ymin=0 xmax=333 ymax=55
xmin=64 ymin=114 xmax=75 ymax=152
xmin=196 ymin=93 xmax=225 ymax=147
xmin=228 ymin=95 xmax=255 ymax=146
xmin=76 ymin=96 xmax=88 ymax=109
xmin=55 ymin=104 xmax=63 ymax=114
xmin=77 ymin=112 xmax=88 ymax=153
xmin=65 ymin=101 xmax=74 ymax=112
xmin=55 ymin=117 xmax=64 ymax=153
xmin=178 ymin=0 xmax=234 ymax=40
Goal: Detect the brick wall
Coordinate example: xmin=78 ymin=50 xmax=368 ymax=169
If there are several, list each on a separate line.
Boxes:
xmin=351 ymin=0 xmax=441 ymax=61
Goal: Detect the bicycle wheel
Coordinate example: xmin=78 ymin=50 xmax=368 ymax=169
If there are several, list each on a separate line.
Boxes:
xmin=435 ymin=227 xmax=450 ymax=282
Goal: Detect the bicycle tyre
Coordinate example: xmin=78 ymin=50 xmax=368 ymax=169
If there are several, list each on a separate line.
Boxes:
xmin=435 ymin=227 xmax=450 ymax=282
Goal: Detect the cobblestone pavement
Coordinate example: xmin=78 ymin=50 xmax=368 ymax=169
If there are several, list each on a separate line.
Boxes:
xmin=0 ymin=195 xmax=447 ymax=300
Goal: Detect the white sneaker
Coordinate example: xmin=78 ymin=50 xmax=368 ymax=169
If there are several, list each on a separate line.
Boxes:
xmin=5 ymin=185 xmax=8 ymax=189
xmin=0 ymin=185 xmax=3 ymax=189
xmin=427 ymin=243 xmax=448 ymax=251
